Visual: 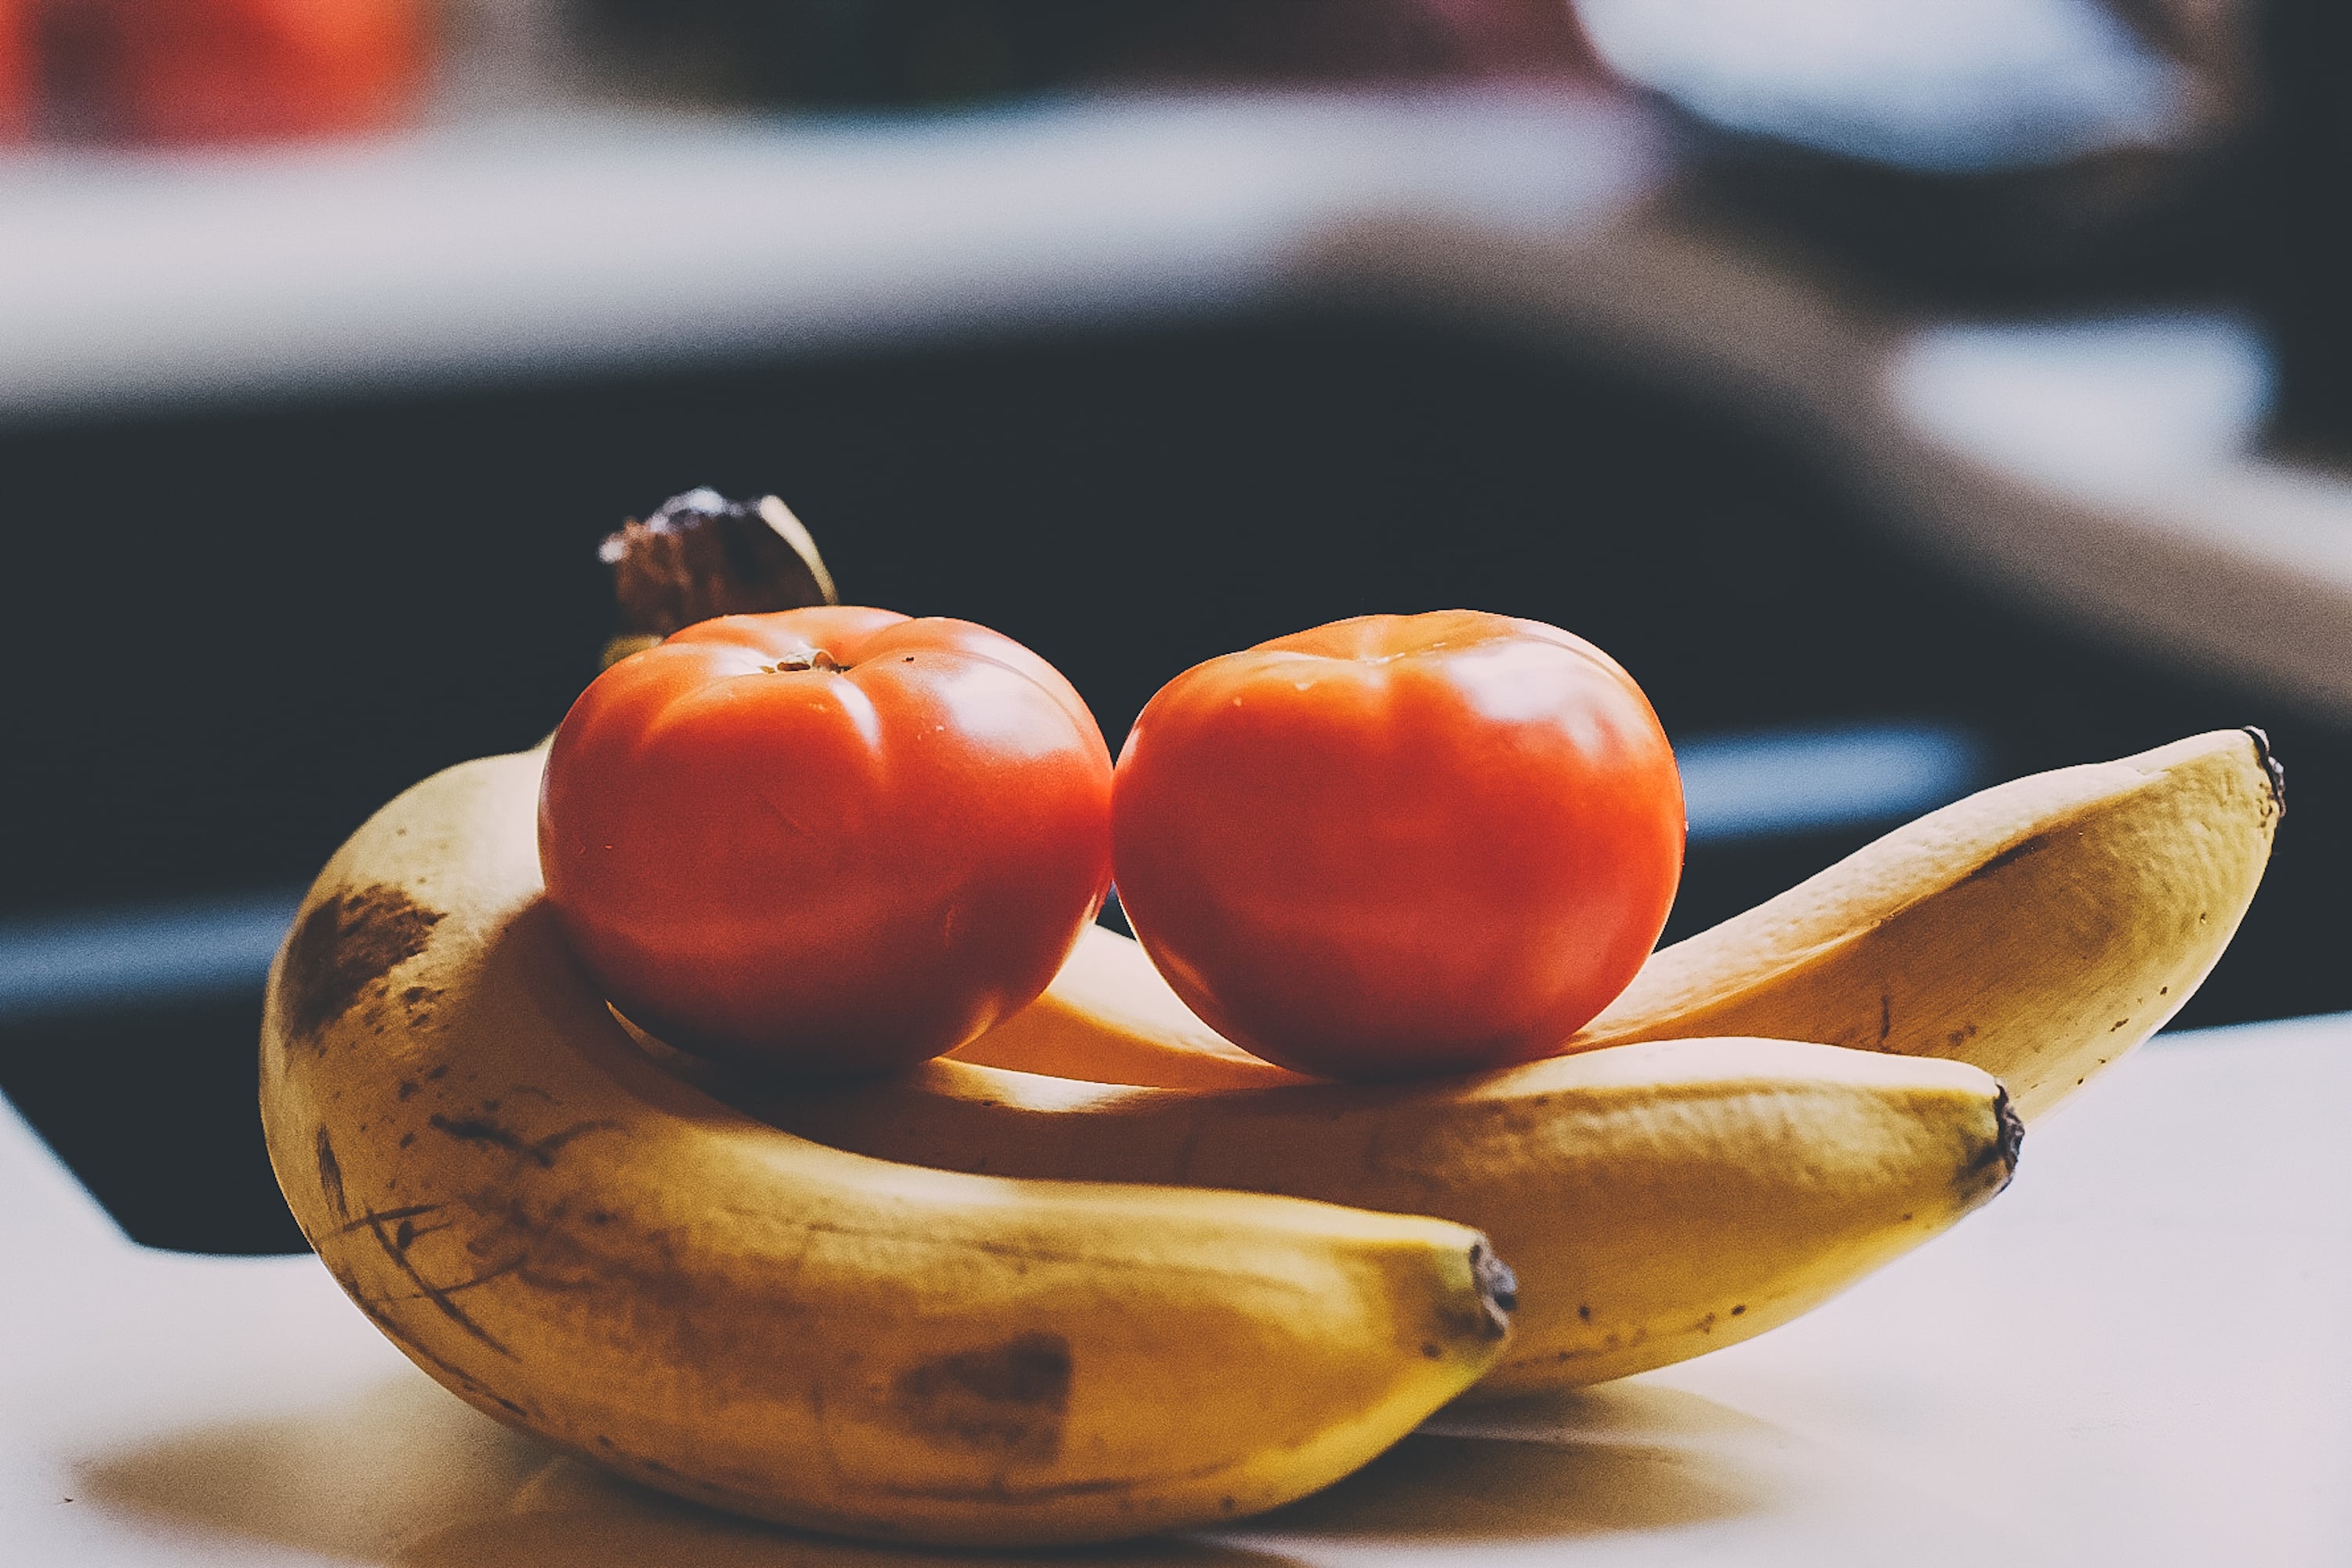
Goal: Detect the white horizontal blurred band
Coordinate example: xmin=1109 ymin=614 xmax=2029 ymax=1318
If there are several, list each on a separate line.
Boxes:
xmin=0 ymin=90 xmax=1658 ymax=425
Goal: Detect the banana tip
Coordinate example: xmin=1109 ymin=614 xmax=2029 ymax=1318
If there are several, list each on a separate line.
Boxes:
xmin=1471 ymin=1243 xmax=1518 ymax=1340
xmin=2243 ymin=726 xmax=2286 ymax=821
xmin=1990 ymin=1087 xmax=2024 ymax=1188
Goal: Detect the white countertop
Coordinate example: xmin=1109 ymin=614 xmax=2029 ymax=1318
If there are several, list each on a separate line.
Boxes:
xmin=5 ymin=1013 xmax=2346 ymax=1565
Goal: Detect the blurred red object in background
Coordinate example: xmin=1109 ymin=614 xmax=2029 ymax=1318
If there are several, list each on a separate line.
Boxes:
xmin=60 ymin=0 xmax=427 ymax=144
xmin=0 ymin=1 xmax=31 ymax=142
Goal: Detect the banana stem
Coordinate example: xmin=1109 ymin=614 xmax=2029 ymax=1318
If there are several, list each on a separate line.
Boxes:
xmin=597 ymin=489 xmax=840 ymax=670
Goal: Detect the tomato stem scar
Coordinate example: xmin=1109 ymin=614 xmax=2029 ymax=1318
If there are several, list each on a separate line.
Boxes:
xmin=766 ymin=650 xmax=842 ymax=673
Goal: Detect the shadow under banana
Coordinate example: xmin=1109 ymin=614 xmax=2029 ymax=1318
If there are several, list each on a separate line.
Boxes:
xmin=76 ymin=1374 xmax=1777 ymax=1566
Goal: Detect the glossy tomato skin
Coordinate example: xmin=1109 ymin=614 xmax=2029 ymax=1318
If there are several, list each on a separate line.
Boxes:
xmin=1111 ymin=611 xmax=1684 ymax=1080
xmin=539 ymin=607 xmax=1112 ymax=1075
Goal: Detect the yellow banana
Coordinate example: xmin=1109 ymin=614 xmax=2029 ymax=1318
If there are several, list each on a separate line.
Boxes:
xmin=258 ymin=750 xmax=1513 ymax=1548
xmin=953 ymin=729 xmax=2280 ymax=1121
xmin=1579 ymin=728 xmax=2278 ymax=1120
xmin=713 ymin=1038 xmax=2017 ymax=1401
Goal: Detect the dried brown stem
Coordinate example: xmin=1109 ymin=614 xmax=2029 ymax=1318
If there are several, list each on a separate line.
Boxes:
xmin=601 ymin=489 xmax=840 ymax=651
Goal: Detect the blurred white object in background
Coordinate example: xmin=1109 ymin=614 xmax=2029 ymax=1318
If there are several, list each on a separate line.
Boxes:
xmin=1889 ymin=313 xmax=2274 ymax=491
xmin=1577 ymin=0 xmax=2188 ymax=169
xmin=1883 ymin=309 xmax=2352 ymax=715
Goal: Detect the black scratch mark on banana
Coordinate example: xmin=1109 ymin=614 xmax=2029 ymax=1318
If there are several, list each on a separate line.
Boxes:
xmin=355 ymin=1203 xmax=515 ymax=1358
xmin=335 ymin=1203 xmax=441 ymax=1235
xmin=315 ymin=1127 xmax=349 ymax=1221
xmin=428 ymin=1114 xmax=621 ymax=1168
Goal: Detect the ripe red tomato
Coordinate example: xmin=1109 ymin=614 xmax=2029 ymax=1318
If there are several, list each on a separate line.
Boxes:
xmin=539 ymin=607 xmax=1113 ymax=1075
xmin=1111 ymin=611 xmax=1684 ymax=1080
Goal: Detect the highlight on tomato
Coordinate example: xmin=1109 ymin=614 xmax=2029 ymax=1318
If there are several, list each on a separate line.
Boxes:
xmin=1110 ymin=610 xmax=1685 ymax=1080
xmin=539 ymin=606 xmax=1113 ymax=1076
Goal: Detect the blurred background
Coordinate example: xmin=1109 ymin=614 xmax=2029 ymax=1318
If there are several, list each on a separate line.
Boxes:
xmin=5 ymin=0 xmax=2350 ymax=1254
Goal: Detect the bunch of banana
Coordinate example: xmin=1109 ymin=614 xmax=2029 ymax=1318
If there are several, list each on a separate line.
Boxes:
xmin=758 ymin=726 xmax=2270 ymax=1400
xmin=263 ymin=485 xmax=2281 ymax=1543
xmin=260 ymin=750 xmax=1516 ymax=1548
xmin=266 ymin=711 xmax=2270 ymax=1538
xmin=953 ymin=728 xmax=2283 ymax=1123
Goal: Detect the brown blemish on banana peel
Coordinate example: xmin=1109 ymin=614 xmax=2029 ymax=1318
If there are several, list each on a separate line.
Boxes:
xmin=281 ymin=884 xmax=445 ymax=1044
xmin=314 ymin=1127 xmax=348 ymax=1221
xmin=893 ymin=1331 xmax=1073 ymax=1461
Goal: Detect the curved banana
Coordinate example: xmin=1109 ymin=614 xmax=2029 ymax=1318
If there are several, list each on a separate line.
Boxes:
xmin=1584 ymin=727 xmax=2278 ymax=1120
xmin=709 ymin=1039 xmax=2019 ymax=1400
xmin=954 ymin=729 xmax=2280 ymax=1121
xmin=259 ymin=750 xmax=1513 ymax=1548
